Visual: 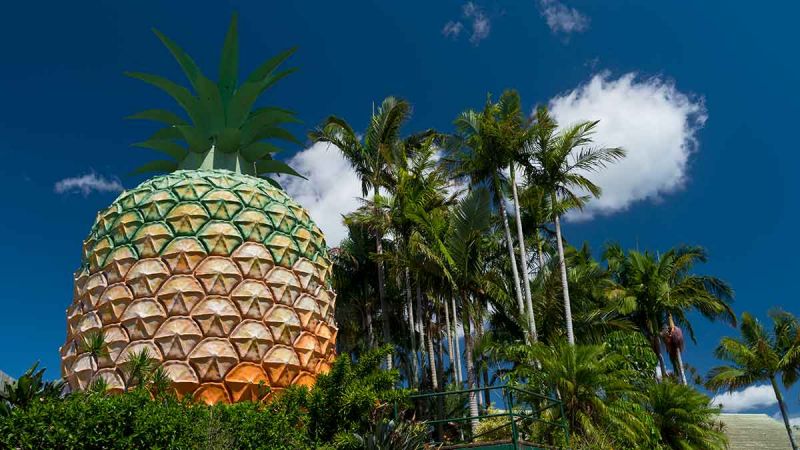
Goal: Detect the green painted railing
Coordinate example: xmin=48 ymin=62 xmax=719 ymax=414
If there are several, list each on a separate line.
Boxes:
xmin=396 ymin=384 xmax=570 ymax=449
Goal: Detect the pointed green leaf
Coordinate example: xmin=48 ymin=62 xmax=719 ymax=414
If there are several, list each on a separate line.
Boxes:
xmin=245 ymin=47 xmax=296 ymax=83
xmin=243 ymin=126 xmax=301 ymax=147
xmin=240 ymin=108 xmax=300 ymax=145
xmin=256 ymin=158 xmax=305 ymax=179
xmin=148 ymin=126 xmax=182 ymax=141
xmin=195 ymin=75 xmax=225 ymax=132
xmin=152 ymin=28 xmax=202 ymax=92
xmin=133 ymin=140 xmax=187 ymax=160
xmin=263 ymin=177 xmax=283 ymax=190
xmin=241 ymin=142 xmax=281 ymax=161
xmin=218 ymin=14 xmax=239 ymax=106
xmin=215 ymin=128 xmax=241 ymax=153
xmin=247 ymin=108 xmax=301 ymax=126
xmin=226 ymin=68 xmax=297 ymax=127
xmin=251 ymin=106 xmax=297 ymax=117
xmin=175 ymin=125 xmax=211 ymax=153
xmin=130 ymin=160 xmax=178 ymax=176
xmin=126 ymin=109 xmax=186 ymax=126
xmin=126 ymin=72 xmax=207 ymax=129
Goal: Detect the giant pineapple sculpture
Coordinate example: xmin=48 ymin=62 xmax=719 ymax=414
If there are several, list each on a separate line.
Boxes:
xmin=60 ymin=17 xmax=336 ymax=404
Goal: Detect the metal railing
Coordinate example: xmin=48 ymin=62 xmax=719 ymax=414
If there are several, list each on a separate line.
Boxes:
xmin=396 ymin=384 xmax=570 ymax=449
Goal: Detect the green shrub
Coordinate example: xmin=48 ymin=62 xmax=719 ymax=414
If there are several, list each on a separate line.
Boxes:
xmin=0 ymin=348 xmax=412 ymax=450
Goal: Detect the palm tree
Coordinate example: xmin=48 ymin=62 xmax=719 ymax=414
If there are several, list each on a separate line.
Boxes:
xmin=384 ymin=137 xmax=454 ymax=390
xmin=121 ymin=348 xmax=156 ymax=391
xmin=484 ymin=91 xmax=538 ymax=342
xmin=79 ymin=330 xmax=108 ymax=383
xmin=527 ymin=106 xmax=625 ymax=345
xmin=605 ymin=244 xmax=735 ymax=383
xmin=645 ymin=381 xmax=727 ymax=450
xmin=504 ymin=341 xmax=646 ymax=446
xmin=414 ymin=187 xmax=498 ymax=434
xmin=707 ymin=311 xmax=800 ymax=450
xmin=448 ymin=96 xmax=533 ymax=340
xmin=310 ymin=97 xmax=412 ymax=369
xmin=518 ymin=184 xmax=554 ymax=273
xmin=0 ymin=363 xmax=64 ymax=416
xmin=332 ymin=224 xmax=380 ymax=355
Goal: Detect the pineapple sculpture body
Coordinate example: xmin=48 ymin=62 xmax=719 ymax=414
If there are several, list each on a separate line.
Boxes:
xmin=60 ymin=17 xmax=336 ymax=403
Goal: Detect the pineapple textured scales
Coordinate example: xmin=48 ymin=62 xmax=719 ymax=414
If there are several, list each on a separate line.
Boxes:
xmin=61 ymin=169 xmax=337 ymax=403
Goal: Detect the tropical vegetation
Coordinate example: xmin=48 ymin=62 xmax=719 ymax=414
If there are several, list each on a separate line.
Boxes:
xmin=5 ymin=13 xmax=800 ymax=450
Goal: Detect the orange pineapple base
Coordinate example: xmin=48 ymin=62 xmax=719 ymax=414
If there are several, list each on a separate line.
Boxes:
xmin=60 ymin=170 xmax=338 ymax=404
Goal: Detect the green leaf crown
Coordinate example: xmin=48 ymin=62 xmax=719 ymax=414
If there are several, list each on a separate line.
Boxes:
xmin=127 ymin=14 xmax=304 ymax=184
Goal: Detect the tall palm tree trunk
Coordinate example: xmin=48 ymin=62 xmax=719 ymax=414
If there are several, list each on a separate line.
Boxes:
xmin=444 ymin=297 xmax=456 ymax=383
xmin=655 ymin=346 xmax=668 ymax=381
xmin=427 ymin=318 xmax=438 ymax=390
xmin=365 ymin=302 xmax=375 ymax=348
xmin=451 ymin=295 xmax=463 ymax=385
xmin=405 ymin=268 xmax=419 ymax=387
xmin=494 ymin=176 xmax=525 ymax=319
xmin=376 ymin=235 xmax=392 ymax=369
xmin=416 ymin=277 xmax=427 ymax=383
xmin=510 ymin=169 xmax=537 ymax=341
xmin=552 ymin=207 xmax=575 ymax=345
xmin=462 ymin=308 xmax=479 ymax=436
xmin=667 ymin=313 xmax=688 ymax=385
xmin=674 ymin=349 xmax=687 ymax=385
xmin=474 ymin=318 xmax=491 ymax=408
xmin=436 ymin=321 xmax=446 ymax=386
xmin=771 ymin=375 xmax=799 ymax=450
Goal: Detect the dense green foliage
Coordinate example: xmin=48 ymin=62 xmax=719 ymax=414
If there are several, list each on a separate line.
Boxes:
xmin=11 ymin=17 xmax=799 ymax=448
xmin=313 ymin=91 xmax=745 ymax=449
xmin=0 ymin=348 xmax=414 ymax=450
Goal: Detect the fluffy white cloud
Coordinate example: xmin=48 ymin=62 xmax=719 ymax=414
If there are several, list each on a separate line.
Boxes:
xmin=442 ymin=21 xmax=464 ymax=39
xmin=54 ymin=172 xmax=124 ymax=196
xmin=442 ymin=2 xmax=491 ymax=45
xmin=464 ymin=2 xmax=491 ymax=44
xmin=711 ymin=385 xmax=777 ymax=412
xmin=548 ymin=72 xmax=707 ymax=220
xmin=539 ymin=0 xmax=589 ymax=34
xmin=282 ymin=142 xmax=362 ymax=247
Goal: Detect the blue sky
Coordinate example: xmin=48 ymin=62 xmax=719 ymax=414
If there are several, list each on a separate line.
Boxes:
xmin=1 ymin=1 xmax=798 ymax=416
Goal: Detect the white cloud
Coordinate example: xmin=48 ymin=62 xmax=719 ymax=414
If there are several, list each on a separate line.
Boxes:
xmin=539 ymin=0 xmax=589 ymax=34
xmin=711 ymin=385 xmax=777 ymax=412
xmin=464 ymin=2 xmax=491 ymax=44
xmin=282 ymin=142 xmax=362 ymax=247
xmin=547 ymin=72 xmax=707 ymax=220
xmin=443 ymin=2 xmax=491 ymax=45
xmin=54 ymin=172 xmax=124 ymax=196
xmin=442 ymin=21 xmax=463 ymax=39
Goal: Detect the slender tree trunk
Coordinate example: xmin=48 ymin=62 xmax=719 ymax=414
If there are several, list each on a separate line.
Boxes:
xmin=451 ymin=295 xmax=463 ymax=385
xmin=436 ymin=323 xmax=445 ymax=387
xmin=674 ymin=350 xmax=687 ymax=385
xmin=510 ymin=167 xmax=537 ymax=342
xmin=536 ymin=232 xmax=546 ymax=274
xmin=415 ymin=276 xmax=427 ymax=385
xmin=427 ymin=318 xmax=438 ymax=390
xmin=405 ymin=268 xmax=418 ymax=387
xmin=462 ymin=308 xmax=479 ymax=436
xmin=376 ymin=234 xmax=391 ymax=369
xmin=365 ymin=302 xmax=375 ymax=349
xmin=772 ymin=375 xmax=799 ymax=450
xmin=495 ymin=176 xmax=525 ymax=320
xmin=656 ymin=348 xmax=668 ymax=382
xmin=474 ymin=318 xmax=490 ymax=409
xmin=444 ymin=297 xmax=456 ymax=384
xmin=552 ymin=204 xmax=574 ymax=345
xmin=667 ymin=313 xmax=687 ymax=385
